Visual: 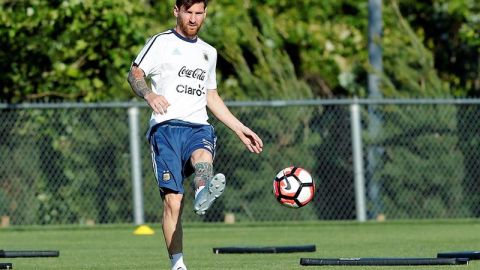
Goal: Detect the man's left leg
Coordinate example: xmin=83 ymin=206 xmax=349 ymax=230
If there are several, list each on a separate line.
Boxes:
xmin=162 ymin=191 xmax=187 ymax=270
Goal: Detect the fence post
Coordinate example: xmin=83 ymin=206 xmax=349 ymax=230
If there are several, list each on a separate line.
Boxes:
xmin=350 ymin=100 xmax=367 ymax=222
xmin=128 ymin=107 xmax=145 ymax=225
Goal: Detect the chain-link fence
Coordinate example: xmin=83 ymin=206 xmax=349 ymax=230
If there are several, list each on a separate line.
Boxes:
xmin=1 ymin=99 xmax=479 ymax=226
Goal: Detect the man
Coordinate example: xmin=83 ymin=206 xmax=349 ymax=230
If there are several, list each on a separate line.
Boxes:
xmin=127 ymin=0 xmax=263 ymax=269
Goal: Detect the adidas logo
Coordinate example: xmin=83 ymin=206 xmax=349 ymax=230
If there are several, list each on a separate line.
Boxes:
xmin=172 ymin=48 xmax=181 ymax=55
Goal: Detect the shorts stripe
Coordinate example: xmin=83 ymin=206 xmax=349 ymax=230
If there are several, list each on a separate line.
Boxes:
xmin=150 ymin=144 xmax=160 ymax=187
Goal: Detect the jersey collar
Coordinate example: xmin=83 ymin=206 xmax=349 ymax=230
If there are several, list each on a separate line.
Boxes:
xmin=171 ymin=28 xmax=198 ymax=43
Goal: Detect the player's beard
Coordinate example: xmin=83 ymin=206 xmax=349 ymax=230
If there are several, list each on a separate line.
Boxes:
xmin=178 ymin=20 xmax=203 ymax=39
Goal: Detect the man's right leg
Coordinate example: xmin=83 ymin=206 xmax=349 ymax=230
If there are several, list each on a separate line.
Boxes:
xmin=162 ymin=191 xmax=187 ymax=270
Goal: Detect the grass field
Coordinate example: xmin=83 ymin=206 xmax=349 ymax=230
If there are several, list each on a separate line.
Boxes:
xmin=0 ymin=220 xmax=479 ymax=270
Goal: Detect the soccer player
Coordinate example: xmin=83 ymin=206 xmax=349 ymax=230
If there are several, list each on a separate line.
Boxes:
xmin=127 ymin=0 xmax=263 ymax=269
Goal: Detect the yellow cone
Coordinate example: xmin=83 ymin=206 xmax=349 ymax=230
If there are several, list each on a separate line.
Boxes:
xmin=133 ymin=225 xmax=155 ymax=235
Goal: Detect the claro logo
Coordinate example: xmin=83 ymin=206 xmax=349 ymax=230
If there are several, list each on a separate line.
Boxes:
xmin=176 ymin=84 xmax=205 ymax=96
xmin=178 ymin=66 xmax=206 ymax=81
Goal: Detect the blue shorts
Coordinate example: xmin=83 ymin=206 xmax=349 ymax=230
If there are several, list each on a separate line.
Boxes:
xmin=149 ymin=120 xmax=216 ymax=194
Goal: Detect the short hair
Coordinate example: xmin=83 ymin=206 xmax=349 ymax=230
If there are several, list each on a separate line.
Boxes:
xmin=175 ymin=0 xmax=208 ymax=10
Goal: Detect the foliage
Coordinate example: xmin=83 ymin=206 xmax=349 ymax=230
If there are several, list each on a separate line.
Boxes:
xmin=2 ymin=0 xmax=477 ymax=101
xmin=0 ymin=0 xmax=150 ymax=102
xmin=398 ymin=0 xmax=480 ymax=97
xmin=377 ymin=105 xmax=467 ymax=218
xmin=0 ymin=108 xmax=134 ymax=224
xmin=370 ymin=1 xmax=478 ymax=219
xmin=202 ymin=0 xmax=369 ymax=98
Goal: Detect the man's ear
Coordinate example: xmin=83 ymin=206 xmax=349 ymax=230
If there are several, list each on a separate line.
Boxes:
xmin=204 ymin=7 xmax=207 ymax=18
xmin=173 ymin=5 xmax=179 ymax=17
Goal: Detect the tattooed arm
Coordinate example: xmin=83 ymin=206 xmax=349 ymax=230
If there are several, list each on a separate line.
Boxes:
xmin=127 ymin=64 xmax=152 ymax=98
xmin=127 ymin=64 xmax=170 ymax=114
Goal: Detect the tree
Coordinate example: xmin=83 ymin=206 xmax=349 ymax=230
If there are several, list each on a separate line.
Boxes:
xmin=397 ymin=0 xmax=480 ymax=217
xmin=0 ymin=0 xmax=151 ymax=102
xmin=367 ymin=1 xmax=467 ymax=218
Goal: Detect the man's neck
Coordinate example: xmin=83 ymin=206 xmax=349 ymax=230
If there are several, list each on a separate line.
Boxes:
xmin=174 ymin=26 xmax=197 ymax=40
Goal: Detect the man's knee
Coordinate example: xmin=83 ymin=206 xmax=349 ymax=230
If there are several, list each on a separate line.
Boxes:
xmin=163 ymin=192 xmax=183 ymax=215
xmin=190 ymin=148 xmax=213 ymax=164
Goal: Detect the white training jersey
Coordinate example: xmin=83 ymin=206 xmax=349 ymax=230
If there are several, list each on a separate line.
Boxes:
xmin=133 ymin=29 xmax=218 ymax=137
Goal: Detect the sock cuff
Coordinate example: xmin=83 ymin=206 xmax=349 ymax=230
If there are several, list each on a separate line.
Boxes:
xmin=170 ymin=252 xmax=185 ymax=269
xmin=195 ymin=186 xmax=205 ymax=198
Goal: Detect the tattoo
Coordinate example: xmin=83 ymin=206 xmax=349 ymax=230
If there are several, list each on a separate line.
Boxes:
xmin=127 ymin=66 xmax=152 ymax=98
xmin=193 ymin=162 xmax=213 ymax=189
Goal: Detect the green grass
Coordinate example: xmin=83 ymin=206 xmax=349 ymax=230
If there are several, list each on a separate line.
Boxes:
xmin=0 ymin=220 xmax=479 ymax=269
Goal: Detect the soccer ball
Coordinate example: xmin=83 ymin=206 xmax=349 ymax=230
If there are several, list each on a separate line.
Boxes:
xmin=273 ymin=166 xmax=315 ymax=208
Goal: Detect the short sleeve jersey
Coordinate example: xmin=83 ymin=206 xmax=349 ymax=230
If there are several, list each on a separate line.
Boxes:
xmin=133 ymin=29 xmax=218 ymax=136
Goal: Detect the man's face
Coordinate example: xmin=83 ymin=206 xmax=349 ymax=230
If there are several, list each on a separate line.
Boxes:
xmin=174 ymin=3 xmax=206 ymax=39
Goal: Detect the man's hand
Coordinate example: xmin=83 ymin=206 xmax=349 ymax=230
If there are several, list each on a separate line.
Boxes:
xmin=144 ymin=92 xmax=171 ymax=115
xmin=128 ymin=65 xmax=170 ymax=114
xmin=236 ymin=126 xmax=263 ymax=154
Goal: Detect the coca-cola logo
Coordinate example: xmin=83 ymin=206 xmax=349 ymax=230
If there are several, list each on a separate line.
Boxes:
xmin=178 ymin=66 xmax=206 ymax=81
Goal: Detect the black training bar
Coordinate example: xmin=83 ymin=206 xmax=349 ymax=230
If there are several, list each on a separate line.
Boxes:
xmin=438 ymin=251 xmax=480 ymax=260
xmin=213 ymin=245 xmax=316 ymax=254
xmin=0 ymin=250 xmax=59 ymax=258
xmin=0 ymin=263 xmax=12 ymax=269
xmin=300 ymin=257 xmax=469 ymax=266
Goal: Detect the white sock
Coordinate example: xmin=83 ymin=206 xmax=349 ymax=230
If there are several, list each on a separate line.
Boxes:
xmin=195 ymin=186 xmax=205 ymax=199
xmin=170 ymin=253 xmax=186 ymax=270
